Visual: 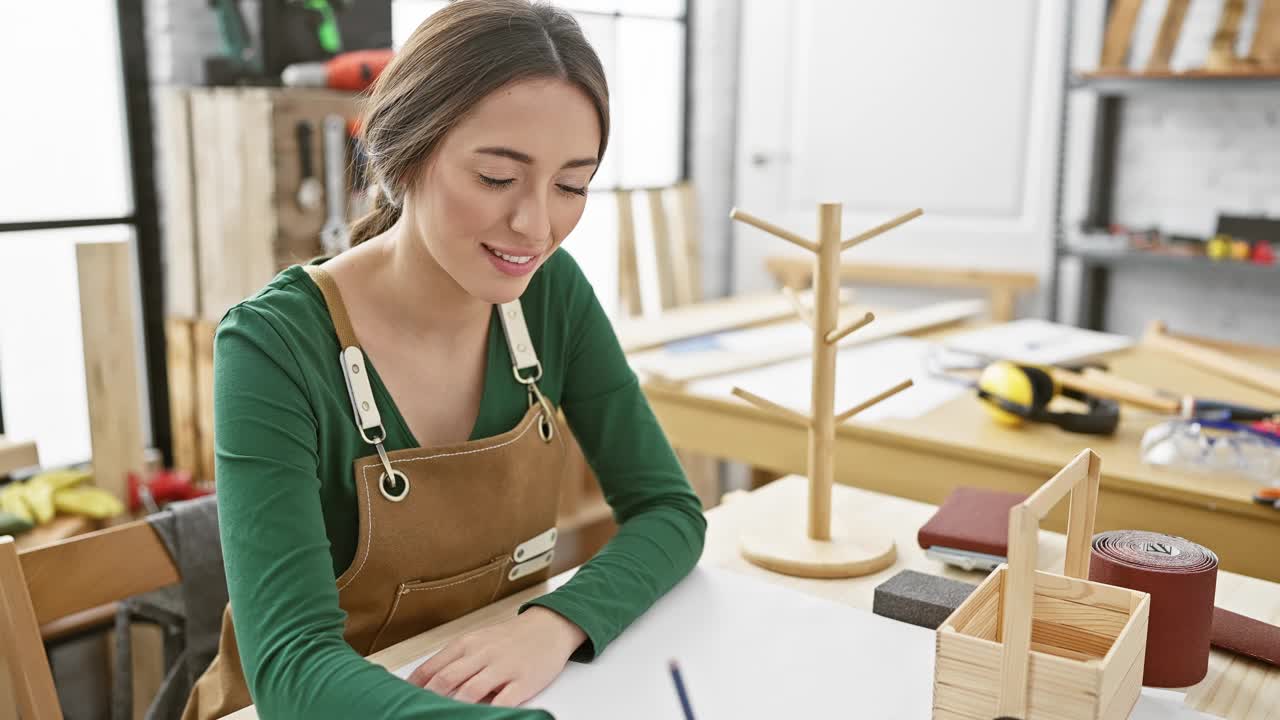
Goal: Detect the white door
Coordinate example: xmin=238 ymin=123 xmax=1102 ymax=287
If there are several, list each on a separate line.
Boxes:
xmin=733 ymin=0 xmax=1068 ymax=297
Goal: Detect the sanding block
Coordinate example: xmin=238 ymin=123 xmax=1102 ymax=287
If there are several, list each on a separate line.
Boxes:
xmin=872 ymin=569 xmax=977 ymax=630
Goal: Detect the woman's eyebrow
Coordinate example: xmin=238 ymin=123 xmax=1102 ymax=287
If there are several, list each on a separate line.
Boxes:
xmin=475 ymin=146 xmax=598 ymax=169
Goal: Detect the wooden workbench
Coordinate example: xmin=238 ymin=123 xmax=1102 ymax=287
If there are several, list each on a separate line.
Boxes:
xmin=225 ymin=476 xmax=1280 ymax=719
xmin=639 ymin=325 xmax=1280 ymax=582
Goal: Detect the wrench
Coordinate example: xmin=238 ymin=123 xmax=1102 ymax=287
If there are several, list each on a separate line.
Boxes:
xmin=320 ymin=114 xmax=351 ymax=255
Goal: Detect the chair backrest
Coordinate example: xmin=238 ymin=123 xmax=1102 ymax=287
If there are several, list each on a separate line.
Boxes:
xmin=616 ymin=181 xmax=703 ymax=318
xmin=765 ymin=256 xmax=1038 ymax=323
xmin=0 ymin=520 xmax=180 ymax=720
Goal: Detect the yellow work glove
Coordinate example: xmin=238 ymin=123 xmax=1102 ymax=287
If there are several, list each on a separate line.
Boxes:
xmin=53 ymin=485 xmax=125 ymax=520
xmin=0 ymin=483 xmax=34 ymax=523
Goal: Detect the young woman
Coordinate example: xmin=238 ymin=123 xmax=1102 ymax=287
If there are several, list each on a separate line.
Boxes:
xmin=181 ymin=2 xmax=706 ymax=718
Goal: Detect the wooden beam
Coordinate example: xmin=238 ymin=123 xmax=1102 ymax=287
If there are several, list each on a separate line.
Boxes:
xmin=729 ymin=208 xmax=818 ymax=253
xmin=1247 ymin=0 xmax=1280 ymax=68
xmin=1099 ymin=0 xmax=1144 ymax=69
xmin=674 ymin=182 xmax=703 ymax=303
xmin=765 ymin=256 xmax=1039 ymax=292
xmin=76 ymin=240 xmax=146 ymax=505
xmin=19 ymin=520 xmax=179 ymax=626
xmin=1207 ymin=0 xmax=1246 ymax=71
xmin=616 ymin=190 xmax=643 ymax=317
xmin=0 ymin=537 xmax=63 ymax=720
xmin=648 ymin=188 xmax=679 ymax=310
xmin=1144 ymin=321 xmax=1280 ymax=396
xmin=1146 ymin=0 xmax=1190 ymax=72
xmin=166 ymin=318 xmax=200 ymax=477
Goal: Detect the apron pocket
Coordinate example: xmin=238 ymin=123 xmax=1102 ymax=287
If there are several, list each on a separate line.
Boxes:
xmin=369 ymin=556 xmax=509 ymax=654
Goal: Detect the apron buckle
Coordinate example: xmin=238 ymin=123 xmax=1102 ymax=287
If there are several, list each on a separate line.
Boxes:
xmin=526 ymin=383 xmax=555 ymax=443
xmin=374 ymin=442 xmax=409 ymax=502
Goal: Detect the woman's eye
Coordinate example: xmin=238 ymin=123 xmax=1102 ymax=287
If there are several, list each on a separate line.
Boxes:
xmin=478 ymin=174 xmax=515 ymax=189
xmin=557 ymin=184 xmax=588 ymax=197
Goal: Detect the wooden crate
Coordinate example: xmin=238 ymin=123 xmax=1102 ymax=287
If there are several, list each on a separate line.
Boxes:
xmin=932 ymin=450 xmax=1150 ymax=720
xmin=157 ymin=86 xmax=364 ymax=323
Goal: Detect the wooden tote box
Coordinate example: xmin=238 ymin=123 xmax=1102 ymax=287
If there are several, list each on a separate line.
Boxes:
xmin=932 ymin=449 xmax=1151 ymax=720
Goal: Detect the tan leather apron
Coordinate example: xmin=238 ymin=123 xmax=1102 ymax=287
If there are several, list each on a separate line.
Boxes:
xmin=182 ymin=266 xmax=567 ymax=719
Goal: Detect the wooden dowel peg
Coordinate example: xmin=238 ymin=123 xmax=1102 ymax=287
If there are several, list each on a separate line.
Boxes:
xmin=729 ymin=208 xmax=818 ymax=253
xmin=783 ymin=286 xmax=815 ymax=329
xmin=834 ymin=378 xmax=914 ymax=424
xmin=825 ymin=311 xmax=875 ymax=345
xmin=731 ymin=387 xmax=812 ymax=429
xmin=840 ymin=208 xmax=923 ymax=252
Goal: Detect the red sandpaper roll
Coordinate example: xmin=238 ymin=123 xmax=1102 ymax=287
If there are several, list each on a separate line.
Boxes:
xmin=1089 ymin=530 xmax=1218 ymax=688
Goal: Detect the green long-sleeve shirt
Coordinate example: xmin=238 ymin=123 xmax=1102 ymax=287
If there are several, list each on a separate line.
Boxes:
xmin=212 ymin=248 xmax=706 ymax=719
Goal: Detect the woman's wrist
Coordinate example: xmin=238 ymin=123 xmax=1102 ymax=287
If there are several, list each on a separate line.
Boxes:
xmin=524 ymin=605 xmax=588 ymax=656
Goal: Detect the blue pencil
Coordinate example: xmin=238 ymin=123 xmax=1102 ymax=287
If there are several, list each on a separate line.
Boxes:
xmin=668 ymin=660 xmax=696 ymax=720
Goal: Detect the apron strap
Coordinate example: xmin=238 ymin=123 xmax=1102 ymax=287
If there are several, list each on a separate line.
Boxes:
xmin=302 ymin=265 xmax=360 ymax=350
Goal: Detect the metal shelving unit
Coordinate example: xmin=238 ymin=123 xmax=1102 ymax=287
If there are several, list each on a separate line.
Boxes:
xmin=1047 ymin=11 xmax=1280 ymax=330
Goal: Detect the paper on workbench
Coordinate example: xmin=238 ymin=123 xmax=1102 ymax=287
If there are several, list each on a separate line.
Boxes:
xmin=942 ymin=318 xmax=1133 ymax=366
xmin=392 ymin=566 xmax=1218 ymax=719
xmin=398 ymin=565 xmax=937 ymax=718
xmin=689 ymin=336 xmax=966 ymax=421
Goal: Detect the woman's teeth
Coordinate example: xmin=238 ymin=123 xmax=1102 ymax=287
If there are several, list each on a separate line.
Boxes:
xmin=486 ymin=245 xmax=534 ymax=264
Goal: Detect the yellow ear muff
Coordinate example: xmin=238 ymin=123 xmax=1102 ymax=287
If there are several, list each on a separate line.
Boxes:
xmin=977 ymin=360 xmax=1033 ymax=427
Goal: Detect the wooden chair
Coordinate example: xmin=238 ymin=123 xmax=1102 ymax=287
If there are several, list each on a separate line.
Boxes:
xmin=613 ymin=181 xmax=721 ymax=508
xmin=0 ymin=521 xmax=179 ymax=720
xmin=765 ymin=256 xmax=1038 ymax=323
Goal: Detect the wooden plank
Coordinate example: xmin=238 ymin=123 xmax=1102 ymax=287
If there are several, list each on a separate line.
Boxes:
xmin=195 ymin=320 xmax=218 ymax=484
xmin=1146 ymin=0 xmax=1190 ymax=72
xmin=765 ymin=256 xmax=1037 ymax=292
xmin=647 ymin=188 xmax=678 ymax=310
xmin=0 ymin=537 xmax=62 ymax=720
xmin=76 ymin=240 xmax=146 ymax=504
xmin=13 ymin=516 xmax=97 ymax=553
xmin=1099 ymin=596 xmax=1148 ymax=709
xmin=1206 ymin=0 xmax=1247 ymax=71
xmin=674 ymin=182 xmax=702 ymax=303
xmin=166 ymin=318 xmax=199 ymax=477
xmin=238 ymin=89 xmax=277 ymax=306
xmin=1099 ymin=0 xmax=1145 ymax=69
xmin=192 ymin=89 xmax=231 ymax=321
xmin=614 ymin=291 xmax=819 ymax=354
xmin=19 ymin=520 xmax=179 ymax=626
xmin=0 ymin=436 xmax=38 ymax=477
xmin=615 ymin=190 xmax=643 ymax=317
xmin=996 ymin=506 xmax=1038 ymax=717
xmin=1247 ymin=0 xmax=1280 ymax=68
xmin=629 ymin=299 xmax=984 ymax=384
xmin=156 ymin=87 xmax=200 ymax=319
xmin=1144 ymin=321 xmax=1280 ymax=395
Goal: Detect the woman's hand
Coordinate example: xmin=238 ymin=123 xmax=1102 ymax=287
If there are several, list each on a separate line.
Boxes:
xmin=407 ymin=606 xmax=587 ymax=707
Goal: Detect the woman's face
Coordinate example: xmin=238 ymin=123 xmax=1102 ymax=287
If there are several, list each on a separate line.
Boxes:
xmin=408 ymin=77 xmax=601 ymax=305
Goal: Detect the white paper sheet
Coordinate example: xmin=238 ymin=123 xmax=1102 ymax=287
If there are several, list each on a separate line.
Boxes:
xmin=687 ymin=336 xmax=967 ymax=421
xmin=942 ymin=318 xmax=1134 ymax=366
xmin=393 ymin=566 xmax=1220 ymax=719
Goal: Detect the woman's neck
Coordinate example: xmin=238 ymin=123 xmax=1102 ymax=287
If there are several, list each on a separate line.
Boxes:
xmin=356 ymin=216 xmax=492 ymax=341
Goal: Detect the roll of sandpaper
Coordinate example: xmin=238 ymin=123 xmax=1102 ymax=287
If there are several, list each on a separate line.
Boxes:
xmin=1089 ymin=530 xmax=1218 ymax=688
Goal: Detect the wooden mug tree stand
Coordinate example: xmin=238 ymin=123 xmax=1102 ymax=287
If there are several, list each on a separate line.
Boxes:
xmin=727 ymin=202 xmax=922 ymax=579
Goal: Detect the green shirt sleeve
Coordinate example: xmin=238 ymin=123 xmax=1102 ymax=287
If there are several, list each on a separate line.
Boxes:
xmin=214 ymin=306 xmax=551 ymax=720
xmin=521 ymin=254 xmax=708 ymax=660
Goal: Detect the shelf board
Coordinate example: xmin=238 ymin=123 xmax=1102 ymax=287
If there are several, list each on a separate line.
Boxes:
xmin=1062 ymin=245 xmax=1280 ymax=277
xmin=1071 ymin=69 xmax=1280 ymax=94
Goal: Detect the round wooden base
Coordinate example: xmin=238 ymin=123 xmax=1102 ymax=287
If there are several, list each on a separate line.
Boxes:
xmin=740 ymin=514 xmax=897 ymax=579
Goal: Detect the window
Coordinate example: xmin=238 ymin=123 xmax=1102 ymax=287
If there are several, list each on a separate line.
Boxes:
xmin=391 ymin=0 xmax=689 ymax=318
xmin=0 ymin=1 xmax=158 ymax=469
